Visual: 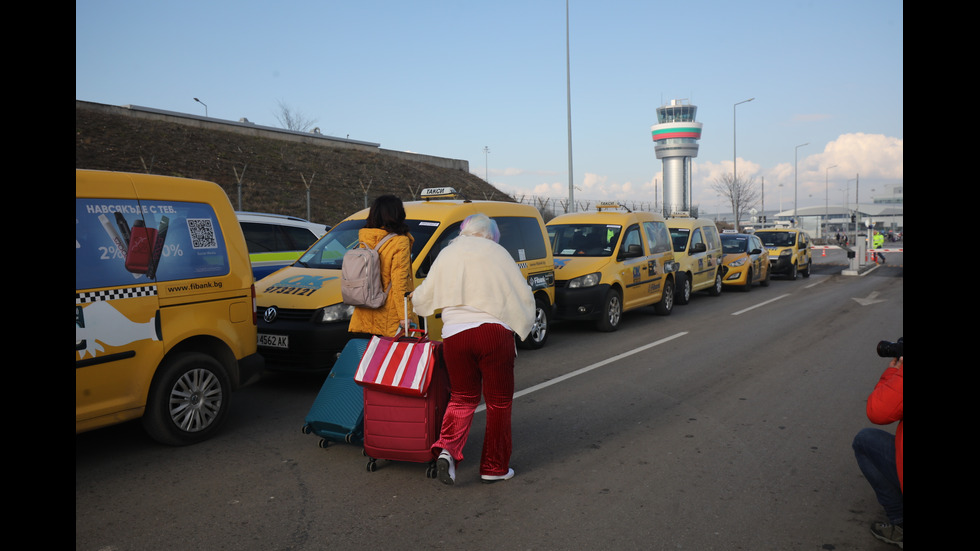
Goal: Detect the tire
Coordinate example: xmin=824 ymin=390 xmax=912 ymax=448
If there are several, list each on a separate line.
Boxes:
xmin=802 ymin=258 xmax=811 ymax=278
xmin=142 ymin=352 xmax=231 ymax=446
xmin=708 ymin=271 xmax=723 ymax=297
xmin=760 ymin=266 xmax=771 ymax=287
xmin=676 ymin=274 xmax=692 ymax=305
xmin=596 ymin=289 xmax=622 ymax=332
xmin=518 ymin=297 xmax=550 ymax=349
xmin=741 ymin=269 xmax=753 ymax=292
xmin=654 ymin=278 xmax=674 ymax=316
xmin=788 ymin=262 xmax=798 ymax=280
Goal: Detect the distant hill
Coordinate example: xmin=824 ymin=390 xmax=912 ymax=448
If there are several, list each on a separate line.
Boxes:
xmin=75 ymin=102 xmax=510 ymax=226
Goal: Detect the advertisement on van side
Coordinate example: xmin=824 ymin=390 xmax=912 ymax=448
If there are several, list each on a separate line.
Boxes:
xmin=76 ymin=199 xmax=230 ymax=290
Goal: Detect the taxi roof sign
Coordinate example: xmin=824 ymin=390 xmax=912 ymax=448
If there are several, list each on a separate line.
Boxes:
xmin=420 ymin=187 xmax=460 ymax=200
xmin=595 ymin=201 xmax=625 ymax=211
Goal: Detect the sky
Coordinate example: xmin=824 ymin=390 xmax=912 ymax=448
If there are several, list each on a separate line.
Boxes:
xmin=76 ymin=1 xmax=903 ymax=218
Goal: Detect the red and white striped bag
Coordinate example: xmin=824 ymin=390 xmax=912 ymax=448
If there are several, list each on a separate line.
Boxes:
xmin=354 ymin=331 xmax=438 ymax=397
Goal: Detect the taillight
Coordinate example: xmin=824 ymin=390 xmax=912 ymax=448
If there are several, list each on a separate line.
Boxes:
xmin=251 ymin=284 xmax=258 ymax=325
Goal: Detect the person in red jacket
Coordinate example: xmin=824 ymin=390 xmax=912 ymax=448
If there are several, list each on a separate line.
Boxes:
xmin=853 ymin=356 xmax=903 ymax=548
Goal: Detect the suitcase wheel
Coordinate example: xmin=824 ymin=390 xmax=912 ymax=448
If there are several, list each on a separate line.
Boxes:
xmin=318 ymin=438 xmax=330 ymax=449
xmin=301 ymin=424 xmax=312 ymax=435
xmin=425 ymin=463 xmax=437 ymax=479
xmin=366 ymin=458 xmax=378 ymax=472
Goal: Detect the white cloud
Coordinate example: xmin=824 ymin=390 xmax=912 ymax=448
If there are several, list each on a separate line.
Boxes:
xmin=481 ymin=132 xmax=902 ymax=212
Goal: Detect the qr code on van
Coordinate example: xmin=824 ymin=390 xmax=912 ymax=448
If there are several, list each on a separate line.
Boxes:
xmin=186 ymin=218 xmax=218 ymax=249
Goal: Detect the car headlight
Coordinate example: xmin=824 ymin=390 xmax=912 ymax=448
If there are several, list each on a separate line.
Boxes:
xmin=779 ymin=249 xmax=793 ymax=257
xmin=728 ymin=257 xmax=748 ymax=267
xmin=568 ymin=272 xmax=601 ymax=288
xmin=316 ymin=303 xmax=355 ymax=323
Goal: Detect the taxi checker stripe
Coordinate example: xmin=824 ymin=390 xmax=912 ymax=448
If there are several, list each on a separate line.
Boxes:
xmin=76 ymin=285 xmax=158 ymax=304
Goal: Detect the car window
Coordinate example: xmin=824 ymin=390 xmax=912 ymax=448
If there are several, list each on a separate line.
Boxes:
xmin=620 ymin=225 xmax=641 ymax=256
xmin=240 ymin=222 xmax=278 ymax=252
xmin=415 ymin=216 xmax=547 ymax=278
xmin=669 ymin=228 xmax=690 ymax=253
xmin=550 ymin=224 xmax=622 ymax=257
xmin=721 ymin=235 xmax=748 ymax=254
xmin=690 ymin=228 xmax=704 ymax=249
xmin=703 ymin=226 xmax=720 ymax=250
xmin=760 ymin=231 xmax=796 ymax=247
xmin=282 ymin=226 xmax=319 ymax=250
xmin=298 ymin=218 xmax=439 ymax=270
xmin=644 ymin=221 xmax=672 ymax=254
xmin=495 ymin=216 xmax=548 ymax=262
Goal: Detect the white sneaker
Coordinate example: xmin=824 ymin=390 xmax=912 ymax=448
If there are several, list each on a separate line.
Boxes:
xmin=437 ymin=451 xmax=455 ymax=485
xmin=480 ymin=468 xmax=515 ymax=483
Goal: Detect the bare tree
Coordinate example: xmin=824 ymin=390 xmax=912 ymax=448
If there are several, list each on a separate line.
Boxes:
xmin=712 ymin=173 xmax=760 ymax=231
xmin=274 ymin=100 xmax=317 ymax=132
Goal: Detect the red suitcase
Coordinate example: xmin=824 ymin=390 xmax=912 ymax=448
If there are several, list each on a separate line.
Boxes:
xmin=361 ymin=339 xmax=449 ymax=477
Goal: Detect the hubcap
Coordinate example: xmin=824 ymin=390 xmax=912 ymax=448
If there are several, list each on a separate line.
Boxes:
xmin=609 ymin=297 xmax=621 ymax=326
xmin=530 ymin=307 xmax=547 ymax=342
xmin=169 ymin=368 xmax=223 ymax=433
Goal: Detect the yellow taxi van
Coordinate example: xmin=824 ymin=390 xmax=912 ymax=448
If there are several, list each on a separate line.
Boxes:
xmin=546 ymin=203 xmax=677 ymax=332
xmin=254 ymin=188 xmax=556 ymax=372
xmin=756 ymin=227 xmax=813 ymax=279
xmin=76 ymin=170 xmax=263 ymax=445
xmin=666 ymin=213 xmax=724 ymax=304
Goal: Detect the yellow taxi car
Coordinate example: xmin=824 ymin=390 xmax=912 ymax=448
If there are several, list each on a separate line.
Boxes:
xmin=546 ymin=203 xmax=677 ymax=332
xmin=719 ymin=231 xmax=771 ymax=290
xmin=255 ymin=188 xmax=556 ymax=371
xmin=756 ymin=227 xmax=812 ymax=279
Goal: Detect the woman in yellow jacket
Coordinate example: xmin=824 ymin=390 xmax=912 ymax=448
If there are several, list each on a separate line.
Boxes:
xmin=347 ymin=195 xmax=418 ymax=337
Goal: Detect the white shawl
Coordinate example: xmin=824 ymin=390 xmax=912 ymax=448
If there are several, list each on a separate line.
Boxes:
xmin=412 ymin=234 xmax=536 ymax=339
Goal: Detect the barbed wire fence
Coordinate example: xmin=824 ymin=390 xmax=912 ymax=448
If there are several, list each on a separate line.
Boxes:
xmin=506 ymin=193 xmax=709 ymax=222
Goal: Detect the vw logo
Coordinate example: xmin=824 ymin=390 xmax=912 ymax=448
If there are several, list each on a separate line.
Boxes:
xmin=263 ymin=306 xmax=278 ymax=323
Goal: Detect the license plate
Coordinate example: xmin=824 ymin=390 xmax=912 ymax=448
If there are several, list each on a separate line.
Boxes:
xmin=258 ymin=333 xmax=288 ymax=349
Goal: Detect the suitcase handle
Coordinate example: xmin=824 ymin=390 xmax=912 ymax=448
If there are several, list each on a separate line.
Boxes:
xmin=396 ymin=292 xmax=427 ymax=341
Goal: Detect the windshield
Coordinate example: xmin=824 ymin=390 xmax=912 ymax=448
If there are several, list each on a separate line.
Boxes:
xmin=669 ymin=228 xmax=690 ymax=253
xmin=296 ymin=218 xmax=439 ymax=269
xmin=759 ymin=231 xmax=796 ymax=247
xmin=549 ymin=224 xmax=622 ymax=257
xmin=721 ymin=234 xmax=749 ymax=254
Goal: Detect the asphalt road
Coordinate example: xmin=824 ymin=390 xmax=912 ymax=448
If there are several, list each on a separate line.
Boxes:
xmin=76 ymin=247 xmax=903 ymax=550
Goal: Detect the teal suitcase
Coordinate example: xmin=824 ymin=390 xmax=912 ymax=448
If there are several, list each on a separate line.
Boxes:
xmin=302 ymin=338 xmax=368 ymax=447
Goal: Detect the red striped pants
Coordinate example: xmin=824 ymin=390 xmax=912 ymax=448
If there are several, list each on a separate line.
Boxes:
xmin=432 ymin=323 xmax=515 ymax=477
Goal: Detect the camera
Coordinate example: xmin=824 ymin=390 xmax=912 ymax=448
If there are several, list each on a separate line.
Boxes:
xmin=876 ymin=337 xmax=903 ymax=358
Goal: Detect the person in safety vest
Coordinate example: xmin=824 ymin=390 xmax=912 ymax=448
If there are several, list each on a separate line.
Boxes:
xmin=872 ymin=231 xmax=885 ymax=264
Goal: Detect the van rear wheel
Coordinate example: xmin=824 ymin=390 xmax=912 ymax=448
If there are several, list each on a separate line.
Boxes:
xmin=143 ymin=352 xmax=231 ymax=446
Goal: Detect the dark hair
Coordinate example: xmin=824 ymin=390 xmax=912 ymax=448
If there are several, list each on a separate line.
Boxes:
xmin=365 ymin=195 xmax=409 ymax=235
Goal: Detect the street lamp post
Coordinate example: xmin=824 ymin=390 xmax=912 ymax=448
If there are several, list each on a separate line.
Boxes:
xmin=193 ymin=97 xmax=208 ymax=117
xmin=733 ymin=98 xmax=754 ymax=231
xmin=794 ymin=142 xmax=808 ymax=227
xmin=824 ymin=164 xmax=837 ymax=238
xmin=483 ymin=146 xmax=490 ymax=183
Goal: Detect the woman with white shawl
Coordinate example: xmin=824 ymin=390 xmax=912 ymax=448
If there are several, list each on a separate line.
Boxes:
xmin=412 ymin=213 xmax=535 ymax=485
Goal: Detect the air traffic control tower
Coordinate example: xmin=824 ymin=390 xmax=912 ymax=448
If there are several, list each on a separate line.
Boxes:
xmin=651 ymin=99 xmax=703 ymax=215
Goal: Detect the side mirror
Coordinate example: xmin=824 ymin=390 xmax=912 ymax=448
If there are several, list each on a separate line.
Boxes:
xmin=690 ymin=242 xmax=706 ymax=253
xmin=621 ymin=243 xmax=643 ymax=258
